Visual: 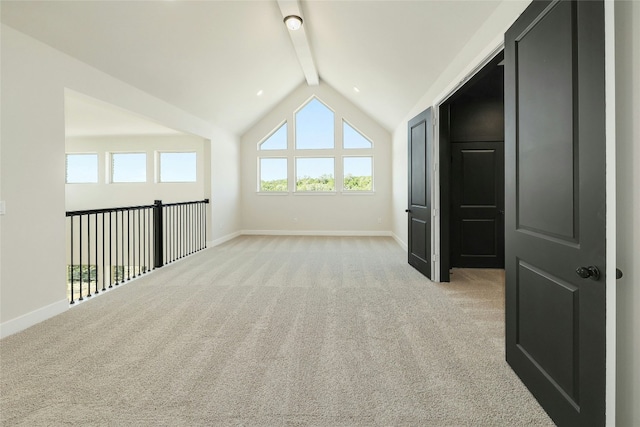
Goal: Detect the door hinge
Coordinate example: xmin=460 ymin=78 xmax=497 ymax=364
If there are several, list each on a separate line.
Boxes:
xmin=432 ymin=254 xmax=438 ymax=262
xmin=434 ymin=162 xmax=438 ymax=172
xmin=433 ymin=208 xmax=438 ymax=217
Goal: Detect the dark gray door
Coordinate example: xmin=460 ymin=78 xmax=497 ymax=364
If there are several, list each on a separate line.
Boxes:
xmin=407 ymin=108 xmax=432 ymax=278
xmin=451 ymin=142 xmax=504 ymax=268
xmin=505 ymin=1 xmax=606 ymax=425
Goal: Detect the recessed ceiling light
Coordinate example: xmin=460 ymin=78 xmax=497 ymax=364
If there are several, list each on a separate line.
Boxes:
xmin=256 ymin=90 xmax=264 ymax=97
xmin=284 ymin=15 xmax=303 ymax=31
xmin=353 ymin=86 xmax=360 ymax=93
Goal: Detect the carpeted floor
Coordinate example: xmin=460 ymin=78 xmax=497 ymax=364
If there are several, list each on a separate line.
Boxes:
xmin=0 ymin=236 xmax=553 ymax=426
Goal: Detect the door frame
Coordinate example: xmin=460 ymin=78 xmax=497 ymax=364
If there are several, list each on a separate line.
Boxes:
xmin=434 ymin=44 xmax=504 ymax=283
xmin=429 ymin=3 xmax=616 ymax=422
xmin=437 ymin=51 xmax=505 ymax=280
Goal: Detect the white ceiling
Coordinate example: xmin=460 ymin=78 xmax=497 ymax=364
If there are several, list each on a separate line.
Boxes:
xmin=1 ymin=0 xmax=504 ymax=135
xmin=65 ymin=91 xmax=183 ymax=137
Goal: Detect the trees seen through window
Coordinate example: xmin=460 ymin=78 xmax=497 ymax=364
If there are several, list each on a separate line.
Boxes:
xmin=257 ymin=96 xmax=374 ymax=193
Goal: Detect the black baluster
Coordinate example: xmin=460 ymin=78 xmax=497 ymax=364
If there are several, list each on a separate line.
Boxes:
xmin=102 ymin=213 xmax=106 ymax=291
xmin=190 ymin=203 xmax=193 ymax=254
xmin=138 ymin=208 xmax=141 ymax=276
xmin=195 ymin=203 xmax=198 ymax=252
xmin=181 ymin=204 xmax=185 ymax=258
xmin=142 ymin=208 xmax=146 ymax=274
xmin=127 ymin=209 xmax=131 ymax=281
xmin=86 ymin=214 xmax=92 ymax=298
xmin=94 ymin=213 xmax=99 ymax=295
xmin=110 ymin=211 xmax=113 ymax=288
xmin=147 ymin=208 xmax=151 ymax=271
xmin=79 ymin=215 xmax=83 ymax=301
xmin=171 ymin=205 xmax=174 ymax=262
xmin=115 ymin=211 xmax=119 ymax=286
xmin=70 ymin=216 xmax=75 ymax=304
xmin=171 ymin=206 xmax=174 ymax=262
xmin=120 ymin=210 xmax=125 ymax=284
xmin=153 ymin=200 xmax=164 ymax=269
xmin=132 ymin=209 xmax=137 ymax=278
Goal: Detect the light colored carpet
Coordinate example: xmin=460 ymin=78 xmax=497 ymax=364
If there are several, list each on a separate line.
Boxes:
xmin=0 ymin=236 xmax=553 ymax=426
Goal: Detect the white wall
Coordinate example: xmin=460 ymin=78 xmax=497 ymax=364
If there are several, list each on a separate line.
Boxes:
xmin=211 ymin=125 xmax=241 ymax=245
xmin=66 ymin=135 xmax=208 ymax=211
xmin=0 ymin=25 xmax=241 ymax=336
xmin=615 ymin=1 xmax=639 ymax=425
xmin=390 ymin=1 xmax=529 ymax=247
xmin=241 ymin=81 xmax=392 ymax=234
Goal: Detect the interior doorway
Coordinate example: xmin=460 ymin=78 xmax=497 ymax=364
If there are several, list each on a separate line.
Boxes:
xmin=438 ymin=52 xmax=505 ymax=282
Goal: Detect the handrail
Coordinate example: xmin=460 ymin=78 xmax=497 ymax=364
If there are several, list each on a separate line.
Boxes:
xmin=66 ymin=204 xmax=155 ymax=217
xmin=65 ymin=199 xmax=210 ymax=216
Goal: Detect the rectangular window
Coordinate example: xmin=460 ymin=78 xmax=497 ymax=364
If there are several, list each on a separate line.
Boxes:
xmin=66 ymin=153 xmax=98 ymax=183
xmin=259 ymin=158 xmax=288 ymax=192
xmin=112 ymin=153 xmax=146 ymax=183
xmin=343 ymin=156 xmax=373 ymax=191
xmin=159 ymin=152 xmax=197 ymax=183
xmin=296 ymin=157 xmax=335 ymax=192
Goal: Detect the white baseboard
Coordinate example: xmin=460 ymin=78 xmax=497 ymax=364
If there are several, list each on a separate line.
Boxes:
xmin=241 ymin=230 xmax=392 ymax=237
xmin=208 ymin=231 xmax=241 ymax=248
xmin=392 ymin=233 xmax=408 ymax=252
xmin=0 ymin=298 xmax=69 ymax=339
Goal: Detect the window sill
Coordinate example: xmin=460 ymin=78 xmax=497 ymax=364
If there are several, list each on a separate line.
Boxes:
xmin=341 ymin=191 xmax=375 ymax=195
xmin=256 ymin=191 xmax=289 ymax=195
xmin=293 ymin=191 xmax=337 ymax=196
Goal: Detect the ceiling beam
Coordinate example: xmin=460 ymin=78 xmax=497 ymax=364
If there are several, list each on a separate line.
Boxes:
xmin=277 ymin=0 xmax=319 ymax=86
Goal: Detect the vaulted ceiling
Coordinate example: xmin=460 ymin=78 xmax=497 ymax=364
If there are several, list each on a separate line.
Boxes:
xmin=1 ymin=1 xmax=504 ymax=136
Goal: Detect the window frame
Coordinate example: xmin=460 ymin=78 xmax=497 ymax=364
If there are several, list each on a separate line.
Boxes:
xmin=258 ymin=157 xmax=289 ymax=194
xmin=342 ymin=119 xmax=374 ymax=149
xmin=110 ymin=152 xmax=147 ymax=184
xmin=294 ymin=156 xmax=337 ymax=194
xmin=258 ymin=121 xmax=288 ymax=151
xmin=342 ymin=155 xmax=374 ymax=193
xmin=157 ymin=151 xmax=197 ymax=183
xmin=65 ymin=153 xmax=99 ymax=184
xmin=294 ymin=97 xmax=336 ymax=151
xmin=255 ymin=96 xmax=375 ymax=195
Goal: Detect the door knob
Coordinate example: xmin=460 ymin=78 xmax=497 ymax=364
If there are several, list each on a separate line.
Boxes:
xmin=575 ymin=266 xmax=601 ymax=280
xmin=405 ymin=209 xmax=411 ymax=213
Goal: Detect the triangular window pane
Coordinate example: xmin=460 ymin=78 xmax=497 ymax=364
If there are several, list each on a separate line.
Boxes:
xmin=343 ymin=121 xmax=372 ymax=149
xmin=296 ymin=98 xmax=334 ymax=149
xmin=260 ymin=123 xmax=287 ymax=150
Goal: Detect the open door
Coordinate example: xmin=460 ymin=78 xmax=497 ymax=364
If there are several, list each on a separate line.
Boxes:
xmin=505 ymin=0 xmax=607 ymax=425
xmin=407 ymin=108 xmax=432 ymax=278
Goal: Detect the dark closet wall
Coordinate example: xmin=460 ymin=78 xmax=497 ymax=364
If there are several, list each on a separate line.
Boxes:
xmin=449 ymin=67 xmax=504 ymax=143
xmin=440 ymin=56 xmax=505 ymax=280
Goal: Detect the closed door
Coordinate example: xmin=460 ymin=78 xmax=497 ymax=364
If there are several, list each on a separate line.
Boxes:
xmin=407 ymin=108 xmax=432 ymax=278
xmin=505 ymin=0 xmax=607 ymax=425
xmin=451 ymin=142 xmax=504 ymax=268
